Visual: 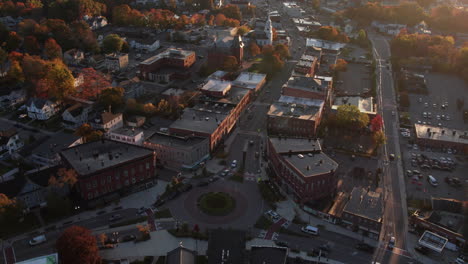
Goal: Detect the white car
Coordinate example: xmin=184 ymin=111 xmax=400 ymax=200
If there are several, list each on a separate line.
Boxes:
xmin=231 ymin=160 xmax=237 ymax=168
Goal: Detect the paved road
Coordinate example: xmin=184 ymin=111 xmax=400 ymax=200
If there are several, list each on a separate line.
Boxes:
xmin=369 ymin=32 xmax=413 ymax=264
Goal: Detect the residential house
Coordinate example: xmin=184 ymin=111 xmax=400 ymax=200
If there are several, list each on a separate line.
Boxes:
xmin=106 ymin=127 xmax=144 ymax=145
xmin=130 ymin=39 xmax=160 ymax=53
xmin=62 ymin=103 xmax=92 ymax=130
xmin=29 ymin=134 xmax=83 ymax=167
xmin=90 ymin=111 xmax=124 ymax=132
xmin=83 ymin=15 xmax=108 ymax=30
xmin=0 ymin=128 xmax=23 ymax=157
xmin=166 ymin=245 xmax=197 ymax=264
xmin=63 ymin=49 xmax=85 ymax=66
xmin=126 ymin=115 xmax=146 ymax=128
xmin=0 ymin=86 xmax=27 ymax=109
xmin=25 ymin=98 xmax=60 ymax=120
xmin=105 ymin=53 xmax=129 ymax=72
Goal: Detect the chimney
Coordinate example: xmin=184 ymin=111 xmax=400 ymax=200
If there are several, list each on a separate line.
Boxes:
xmin=288 ymin=150 xmax=292 ymax=157
xmin=306 ymin=165 xmax=310 ymax=171
xmin=452 ymin=131 xmax=456 ymax=136
xmin=442 ymin=130 xmax=445 ymax=134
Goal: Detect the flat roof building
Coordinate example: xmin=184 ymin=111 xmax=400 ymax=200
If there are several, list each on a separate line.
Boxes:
xmin=232 ymin=72 xmax=267 ymax=92
xmin=200 ymin=79 xmax=232 ymax=97
xmin=267 ymin=137 xmax=338 ymax=204
xmin=414 ymin=124 xmax=468 ymax=154
xmin=282 ymin=76 xmax=330 ymax=101
xmin=332 ymin=96 xmax=376 ymax=118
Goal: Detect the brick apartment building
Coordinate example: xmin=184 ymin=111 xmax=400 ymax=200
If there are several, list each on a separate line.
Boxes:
xmin=139 ymin=48 xmax=196 ymax=82
xmin=267 ymin=95 xmax=324 ymax=138
xmin=60 ymin=139 xmax=156 ymax=206
xmin=267 ymin=137 xmax=338 ymax=204
xmin=282 ymin=76 xmax=332 ymax=104
xmin=293 ymin=55 xmax=318 ymax=76
xmin=170 ymin=86 xmax=252 ymax=151
xmin=414 ymin=124 xmax=468 ymax=154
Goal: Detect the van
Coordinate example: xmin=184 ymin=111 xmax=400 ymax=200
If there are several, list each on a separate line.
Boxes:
xmin=388 ymin=236 xmax=395 ymax=249
xmin=29 ymin=235 xmax=46 ymax=246
xmin=428 ymin=175 xmax=438 ymax=186
xmin=301 ymin=225 xmax=319 ymax=236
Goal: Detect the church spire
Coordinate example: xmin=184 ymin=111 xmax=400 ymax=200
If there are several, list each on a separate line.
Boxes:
xmin=264 ymin=11 xmax=273 ymax=45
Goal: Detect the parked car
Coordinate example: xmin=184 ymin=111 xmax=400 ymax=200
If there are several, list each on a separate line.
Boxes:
xmin=221 ymin=169 xmax=230 ymax=177
xmin=29 ymin=235 xmax=46 ymax=246
xmin=121 ymin=235 xmax=136 ymax=242
xmin=319 ymin=244 xmax=331 ymax=252
xmin=153 ymin=198 xmax=166 ymax=207
xmin=275 ymin=240 xmax=289 ymax=247
xmin=231 ymin=160 xmax=237 ymax=168
xmin=265 ymin=210 xmax=280 ymax=220
xmin=388 ymin=236 xmax=395 ymax=249
xmin=356 ymin=243 xmax=374 ymax=253
xmin=109 ymin=214 xmax=123 ymax=222
xmin=137 ymin=207 xmax=146 ymax=215
xmin=301 ymin=225 xmax=319 ymax=236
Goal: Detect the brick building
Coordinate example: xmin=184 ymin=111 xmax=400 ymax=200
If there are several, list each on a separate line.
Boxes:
xmin=139 ymin=48 xmax=196 ymax=82
xmin=60 ymin=139 xmax=156 ymax=206
xmin=207 ymin=35 xmax=244 ymax=68
xmin=414 ymin=124 xmax=468 ymax=154
xmin=282 ymin=76 xmax=331 ymax=102
xmin=267 ymin=96 xmax=324 ymax=138
xmin=170 ymin=87 xmax=252 ymax=151
xmin=341 ymin=187 xmax=383 ymax=239
xmin=267 ymin=137 xmax=338 ymax=205
xmin=292 ymin=55 xmax=318 ymax=76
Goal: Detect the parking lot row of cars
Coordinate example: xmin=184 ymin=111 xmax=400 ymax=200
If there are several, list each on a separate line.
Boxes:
xmin=410 ymin=152 xmax=457 ymax=172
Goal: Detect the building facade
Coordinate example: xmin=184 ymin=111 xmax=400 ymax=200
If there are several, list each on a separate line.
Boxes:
xmin=139 ymin=48 xmax=196 ymax=82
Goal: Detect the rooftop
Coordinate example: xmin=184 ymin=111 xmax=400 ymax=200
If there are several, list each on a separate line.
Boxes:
xmin=145 ymin=132 xmax=208 ymax=149
xmin=284 ymin=76 xmax=327 ymax=93
xmin=250 ymin=246 xmax=288 ymax=264
xmin=332 ymin=96 xmax=375 ymax=114
xmin=200 ymin=79 xmax=232 ymax=94
xmin=418 ymin=231 xmax=448 ymax=253
xmin=32 ymin=134 xmax=82 ymax=159
xmin=268 ymin=97 xmax=324 ymax=121
xmin=232 ymin=72 xmax=267 ymax=90
xmin=109 ymin=127 xmax=143 ymax=137
xmin=283 ymin=151 xmax=338 ymax=177
xmin=269 ymin=137 xmax=322 ymax=154
xmin=414 ymin=124 xmax=468 ymax=145
xmin=170 ymin=107 xmax=230 ymax=135
xmin=140 ymin=48 xmax=195 ymax=65
xmin=200 ymin=87 xmax=250 ymax=105
xmin=61 ymin=139 xmax=154 ymax=176
xmin=15 ymin=253 xmax=58 ymax=264
xmin=207 ymin=70 xmax=229 ymax=80
xmin=343 ymin=187 xmax=383 ymax=222
xmin=166 ymin=246 xmax=196 ymax=264
xmin=207 ymin=229 xmax=245 ymax=264
xmin=306 ymin=38 xmax=346 ymax=51
xmin=162 ymin=88 xmax=185 ymax=97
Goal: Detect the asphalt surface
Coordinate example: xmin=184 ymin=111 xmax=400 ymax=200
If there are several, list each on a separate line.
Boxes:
xmin=369 ymin=32 xmax=415 ymax=264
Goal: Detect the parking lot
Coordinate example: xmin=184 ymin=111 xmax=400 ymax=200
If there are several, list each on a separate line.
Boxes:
xmin=336 ymin=62 xmax=373 ymax=96
xmin=406 ymin=73 xmax=468 ymax=130
xmin=400 ymin=143 xmax=467 ymax=201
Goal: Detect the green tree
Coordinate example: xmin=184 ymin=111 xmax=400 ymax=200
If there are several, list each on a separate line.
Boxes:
xmin=44 ymin=61 xmax=75 ymax=99
xmin=98 ymin=87 xmax=124 ymax=109
xmin=236 ymin=25 xmax=250 ymax=36
xmin=75 ymin=123 xmax=103 ymax=142
xmin=335 ymin=104 xmax=369 ymax=129
xmin=7 ymin=61 xmax=25 ymax=83
xmin=223 ymin=56 xmax=238 ymax=72
xmin=5 ymin=32 xmax=22 ymax=52
xmin=102 ymin=34 xmax=124 ymax=54
xmin=373 ymin=130 xmax=386 ymax=147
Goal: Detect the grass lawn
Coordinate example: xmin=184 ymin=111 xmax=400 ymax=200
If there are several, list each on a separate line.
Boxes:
xmin=154 ymin=208 xmax=172 ymax=219
xmin=198 ymin=192 xmax=235 ymax=216
xmin=254 ymin=215 xmax=273 ymax=229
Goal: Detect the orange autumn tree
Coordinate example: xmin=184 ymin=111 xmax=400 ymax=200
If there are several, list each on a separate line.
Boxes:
xmin=75 ymin=68 xmax=111 ymax=100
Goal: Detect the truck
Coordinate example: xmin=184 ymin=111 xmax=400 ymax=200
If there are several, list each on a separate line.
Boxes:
xmin=29 ymin=235 xmax=47 ymax=246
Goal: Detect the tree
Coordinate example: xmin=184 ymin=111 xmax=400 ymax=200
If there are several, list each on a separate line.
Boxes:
xmin=0 ymin=48 xmax=7 ymax=74
xmin=220 ymin=4 xmax=241 ymax=20
xmin=76 ymin=68 xmax=111 ymax=99
xmin=98 ymin=87 xmax=124 ymax=109
xmin=43 ymin=61 xmax=75 ymax=99
xmin=330 ymin=59 xmax=348 ymax=72
xmin=5 ymin=31 xmax=22 ymax=52
xmin=44 ymin=38 xmax=63 ymax=60
xmin=248 ymin=42 xmax=260 ymax=57
xmin=0 ymin=194 xmax=23 ymax=226
xmin=56 ymin=226 xmax=101 ymax=264
xmin=45 ymin=192 xmax=72 ymax=218
xmin=236 ymin=25 xmax=250 ymax=36
xmin=373 ymin=130 xmax=386 ymax=147
xmin=48 ymin=168 xmax=78 ymax=187
xmin=75 ymin=123 xmax=103 ymax=142
xmin=102 ymin=34 xmax=124 ymax=54
xmin=274 ymin=44 xmax=290 ymax=60
xmin=194 ymin=0 xmax=213 ymax=10
xmin=7 ymin=61 xmax=25 ymax=83
xmin=335 ymin=104 xmax=369 ymax=130
xmin=24 ymin=36 xmax=40 ymax=54
xmin=312 ymin=0 xmax=320 ymax=9
xmin=214 ymin=13 xmax=226 ymax=26
xmin=223 ymin=56 xmax=238 ymax=72
xmin=370 ymin=114 xmax=383 ymax=132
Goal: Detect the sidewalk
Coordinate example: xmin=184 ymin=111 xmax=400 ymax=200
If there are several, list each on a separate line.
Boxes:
xmin=275 ymin=199 xmax=379 ymax=247
xmin=99 ymin=230 xmax=208 ymax=259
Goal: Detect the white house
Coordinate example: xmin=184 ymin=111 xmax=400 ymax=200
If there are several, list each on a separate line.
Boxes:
xmin=63 ymin=49 xmax=85 ymax=66
xmin=0 ymin=128 xmax=23 ymax=156
xmin=62 ymin=103 xmax=92 ymax=130
xmin=90 ymin=111 xmax=123 ymax=132
xmin=0 ymin=87 xmax=27 ymax=109
xmin=106 ymin=127 xmax=144 ymax=145
xmin=25 ymin=98 xmax=59 ymax=120
xmin=83 ymin=15 xmax=108 ymax=30
xmin=130 ymin=39 xmax=160 ymax=53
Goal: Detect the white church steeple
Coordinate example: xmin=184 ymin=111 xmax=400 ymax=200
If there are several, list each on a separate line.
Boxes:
xmin=264 ymin=12 xmax=273 ymax=46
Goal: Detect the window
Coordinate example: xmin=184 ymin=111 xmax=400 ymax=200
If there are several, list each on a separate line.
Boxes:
xmin=115 ymin=171 xmax=120 ymax=180
xmin=131 ymin=177 xmax=136 ymax=184
xmin=131 ymin=168 xmax=135 ymax=175
xmin=92 ymin=180 xmax=97 ymax=187
xmin=107 ymin=175 xmax=112 ymax=183
xmin=88 ymin=193 xmax=93 ymax=199
xmin=124 ymin=180 xmax=129 ymax=186
xmin=101 ymin=179 xmax=105 ymax=185
xmin=146 ymin=162 xmax=150 ymax=169
xmin=86 ymin=183 xmax=91 ymax=190
xmin=139 ymin=164 xmax=143 ymax=172
xmin=124 ymin=170 xmax=128 ymax=177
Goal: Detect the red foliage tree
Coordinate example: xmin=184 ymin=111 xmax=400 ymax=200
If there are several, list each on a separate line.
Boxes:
xmin=76 ymin=68 xmax=111 ymax=100
xmin=44 ymin=38 xmax=63 ymax=59
xmin=370 ymin=114 xmax=383 ymax=132
xmin=56 ymin=226 xmax=101 ymax=264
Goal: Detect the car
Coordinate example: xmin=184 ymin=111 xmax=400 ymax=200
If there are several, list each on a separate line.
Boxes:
xmin=231 ymin=160 xmax=237 ymax=168
xmin=121 ymin=235 xmax=136 ymax=242
xmin=406 ymin=170 xmax=413 ymax=177
xmin=319 ymin=244 xmax=331 ymax=252
xmin=412 ymin=170 xmax=420 ymax=175
xmin=389 ymin=154 xmax=395 ymax=160
xmin=265 ymin=210 xmax=280 ymax=220
xmin=29 ymin=235 xmax=47 ymax=246
xmin=221 ymin=169 xmax=230 ymax=177
xmin=388 ymin=237 xmax=395 ymax=249
xmin=415 ymin=246 xmax=430 ymax=255
xmin=209 ymin=176 xmax=220 ymax=182
xmin=356 ymin=243 xmax=374 ymax=253
xmin=109 ymin=214 xmax=122 ymax=222
xmin=424 ymin=103 xmax=428 ymax=107
xmin=249 ymin=140 xmax=254 ymax=145
xmin=436 ymin=115 xmax=441 ymax=120
xmin=392 ymin=111 xmax=395 ymax=116
xmin=275 ymin=240 xmax=289 ymax=247
xmin=433 ymin=103 xmax=437 ymax=108
xmin=418 ymin=98 xmax=423 ymax=103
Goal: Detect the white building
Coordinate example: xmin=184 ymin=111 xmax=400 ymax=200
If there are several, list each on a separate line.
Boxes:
xmin=90 ymin=111 xmax=124 ymax=132
xmin=62 ymin=103 xmax=92 ymax=130
xmin=25 ymin=98 xmax=59 ymax=120
xmin=0 ymin=129 xmax=23 ymax=156
xmin=232 ymin=72 xmax=267 ymax=92
xmin=282 ymin=2 xmax=305 ymax=17
xmin=106 ymin=127 xmax=144 ymax=145
xmin=130 ymin=39 xmax=160 ymax=53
